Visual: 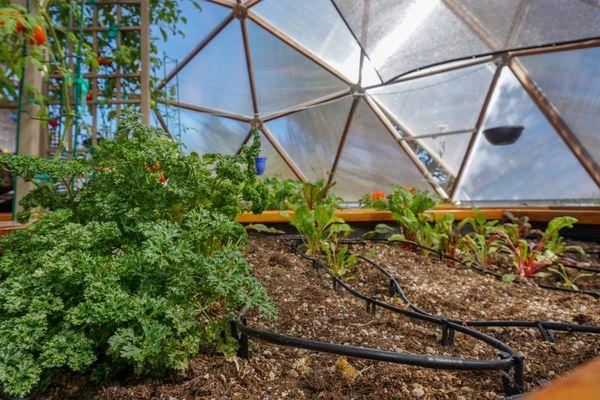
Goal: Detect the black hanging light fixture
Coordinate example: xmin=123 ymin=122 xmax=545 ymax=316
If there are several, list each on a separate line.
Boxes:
xmin=483 ymin=125 xmax=524 ymax=145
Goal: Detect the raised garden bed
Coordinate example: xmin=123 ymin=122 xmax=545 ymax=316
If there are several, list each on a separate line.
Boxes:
xmin=30 ymin=235 xmax=600 ymax=400
xmin=236 ymin=207 xmax=600 ymax=225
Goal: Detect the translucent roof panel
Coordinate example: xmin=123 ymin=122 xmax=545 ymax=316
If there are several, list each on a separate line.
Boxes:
xmin=369 ymin=63 xmax=495 ymax=136
xmin=158 ymin=106 xmax=249 ymax=155
xmin=518 ymin=47 xmax=600 ymax=166
xmin=510 ymin=0 xmax=600 ymax=48
xmin=361 ymin=56 xmax=382 ymax=87
xmin=152 ymin=0 xmax=230 ymax=65
xmin=454 ymin=68 xmax=600 ymax=201
xmin=176 ymin=20 xmax=254 ymax=116
xmin=416 ymin=132 xmax=472 ymax=177
xmin=251 ymin=0 xmax=361 ymax=83
xmin=333 ymin=0 xmax=600 ymax=81
xmin=265 ymin=97 xmax=353 ymax=182
xmin=332 ymin=0 xmax=489 ymax=82
xmin=246 ymin=20 xmax=349 ymax=115
xmin=259 ymin=131 xmax=298 ymax=180
xmin=333 ymin=100 xmax=432 ymax=200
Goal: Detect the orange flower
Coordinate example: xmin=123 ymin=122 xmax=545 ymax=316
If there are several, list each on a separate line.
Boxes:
xmin=371 ymin=191 xmax=385 ymax=200
xmin=154 ymin=161 xmax=161 ymax=170
xmin=159 ymin=174 xmax=168 ymax=184
xmin=407 ymin=187 xmax=415 ymax=194
xmin=145 ymin=165 xmax=153 ymax=172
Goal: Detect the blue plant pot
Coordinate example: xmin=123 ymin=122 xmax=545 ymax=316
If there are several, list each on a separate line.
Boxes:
xmin=254 ymin=157 xmax=267 ymax=176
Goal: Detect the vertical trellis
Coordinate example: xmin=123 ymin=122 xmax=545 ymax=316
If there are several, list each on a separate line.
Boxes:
xmin=47 ymin=0 xmax=149 ymax=155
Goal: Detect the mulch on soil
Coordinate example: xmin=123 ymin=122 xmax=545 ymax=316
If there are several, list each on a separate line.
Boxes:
xmin=30 ymin=236 xmax=600 ymax=400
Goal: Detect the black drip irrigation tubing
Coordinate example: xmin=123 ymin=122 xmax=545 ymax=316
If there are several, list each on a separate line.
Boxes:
xmin=232 ymin=240 xmax=527 ymax=396
xmin=232 ymin=235 xmax=600 ymax=397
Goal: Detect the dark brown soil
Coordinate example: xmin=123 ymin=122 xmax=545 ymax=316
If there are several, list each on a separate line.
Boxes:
xmin=28 ymin=236 xmax=600 ymax=400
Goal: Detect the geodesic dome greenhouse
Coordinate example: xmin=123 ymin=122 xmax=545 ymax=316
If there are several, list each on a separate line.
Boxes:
xmin=152 ymin=0 xmax=600 ymax=204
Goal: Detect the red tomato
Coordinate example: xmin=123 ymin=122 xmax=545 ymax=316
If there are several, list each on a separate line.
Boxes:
xmin=28 ymin=26 xmax=45 ymax=45
xmin=86 ymin=92 xmax=92 ymax=101
xmin=48 ymin=119 xmax=59 ymax=128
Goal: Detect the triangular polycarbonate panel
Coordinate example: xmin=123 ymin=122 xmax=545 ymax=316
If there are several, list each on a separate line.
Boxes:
xmin=455 ymin=0 xmax=520 ymax=48
xmin=331 ymin=0 xmax=490 ymax=82
xmin=252 ymin=0 xmax=361 ymax=83
xmin=369 ymin=63 xmax=495 ymax=136
xmin=258 ymin=131 xmax=298 ymax=180
xmin=265 ymin=97 xmax=353 ymax=182
xmin=176 ymin=21 xmax=254 ymax=116
xmin=511 ymin=1 xmax=600 ymax=49
xmin=246 ymin=20 xmax=349 ymax=115
xmin=417 ymin=132 xmax=472 ymax=177
xmin=518 ymin=47 xmax=600 ymax=166
xmin=333 ymin=0 xmax=600 ymax=82
xmin=152 ymin=1 xmax=231 ymax=65
xmin=454 ymin=68 xmax=600 ymax=201
xmin=361 ymin=56 xmax=382 ymax=87
xmin=332 ymin=100 xmax=433 ymax=201
xmin=160 ymin=107 xmax=249 ymax=155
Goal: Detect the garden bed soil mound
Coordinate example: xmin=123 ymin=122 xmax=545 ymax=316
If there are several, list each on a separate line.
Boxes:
xmin=29 ymin=236 xmax=599 ymax=400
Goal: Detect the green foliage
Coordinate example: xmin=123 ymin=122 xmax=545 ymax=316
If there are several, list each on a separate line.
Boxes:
xmin=431 ymin=214 xmax=465 ymax=258
xmin=494 ymin=226 xmax=554 ymax=279
xmin=494 ymin=215 xmax=582 ymax=280
xmin=322 ymin=223 xmax=357 ymax=279
xmin=362 ymin=223 xmax=396 ymax=240
xmin=245 ymin=223 xmax=285 ymax=235
xmin=0 ymin=112 xmax=274 ymax=397
xmin=461 ymin=233 xmax=499 ymax=268
xmin=387 ymin=186 xmax=438 ymax=242
xmin=298 ymin=179 xmax=343 ymax=210
xmin=542 ymin=216 xmax=584 ymax=256
xmin=263 ymin=177 xmax=303 ymax=210
xmin=547 ymin=264 xmax=591 ymax=290
xmin=358 ymin=192 xmax=388 ymax=210
xmin=284 ymin=203 xmax=344 ymax=256
xmin=461 ymin=208 xmax=499 ymax=235
xmin=283 ymin=181 xmax=346 ymax=255
xmin=1 ymin=0 xmax=200 ymax=150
